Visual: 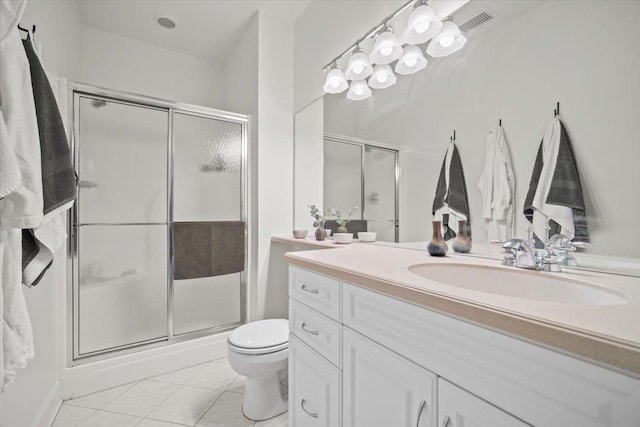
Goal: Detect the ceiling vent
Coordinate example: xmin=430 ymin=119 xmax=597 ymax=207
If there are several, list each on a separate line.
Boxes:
xmin=459 ymin=10 xmax=495 ymax=33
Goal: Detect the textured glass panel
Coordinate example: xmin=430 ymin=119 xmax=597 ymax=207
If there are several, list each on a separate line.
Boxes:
xmin=364 ymin=147 xmax=397 ymax=242
xmin=323 ymin=140 xmax=362 ymax=215
xmin=78 ymin=225 xmax=168 ymax=354
xmin=173 ymin=113 xmax=242 ymax=221
xmin=173 ymin=274 xmax=241 ymax=335
xmin=78 ymin=97 xmax=168 ymax=224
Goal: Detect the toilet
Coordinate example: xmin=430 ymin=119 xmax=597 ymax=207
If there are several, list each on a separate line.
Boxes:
xmin=227 ymin=319 xmax=289 ymax=421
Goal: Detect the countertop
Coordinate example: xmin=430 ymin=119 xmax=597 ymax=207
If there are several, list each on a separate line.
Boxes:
xmin=276 ymin=235 xmax=640 ymax=377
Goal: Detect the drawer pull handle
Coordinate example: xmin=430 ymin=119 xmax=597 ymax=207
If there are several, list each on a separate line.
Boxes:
xmin=301 ymin=322 xmax=319 ymax=336
xmin=301 ymin=284 xmax=319 ymax=294
xmin=442 ymin=415 xmax=451 ymax=427
xmin=301 ymin=398 xmax=318 ymax=418
xmin=416 ymin=399 xmax=426 ymax=427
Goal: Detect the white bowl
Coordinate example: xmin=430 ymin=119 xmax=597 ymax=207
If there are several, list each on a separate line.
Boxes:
xmin=333 ymin=233 xmax=353 ymax=244
xmin=293 ymin=230 xmax=307 ymax=239
xmin=358 ymin=232 xmax=377 ymax=242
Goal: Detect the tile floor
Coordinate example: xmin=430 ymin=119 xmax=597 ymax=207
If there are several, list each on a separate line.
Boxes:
xmin=52 ymin=357 xmax=288 ymax=427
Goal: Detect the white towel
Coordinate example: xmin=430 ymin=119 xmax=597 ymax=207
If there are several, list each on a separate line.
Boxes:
xmin=1 ymin=229 xmax=35 ymax=392
xmin=477 ymin=126 xmax=515 ymax=242
xmin=531 ymin=117 xmax=575 ymax=243
xmin=0 ymin=0 xmax=43 ymax=230
xmin=1 ymin=0 xmax=38 ymax=391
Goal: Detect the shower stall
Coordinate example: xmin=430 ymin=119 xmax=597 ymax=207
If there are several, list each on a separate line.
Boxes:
xmin=68 ymin=83 xmax=248 ymax=364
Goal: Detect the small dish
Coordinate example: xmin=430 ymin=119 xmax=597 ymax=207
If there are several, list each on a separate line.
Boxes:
xmin=358 ymin=232 xmax=377 ymax=242
xmin=293 ymin=230 xmax=308 ymax=239
xmin=333 ymin=233 xmax=353 ymax=244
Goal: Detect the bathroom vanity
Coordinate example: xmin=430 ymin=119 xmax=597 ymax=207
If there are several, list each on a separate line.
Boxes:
xmin=284 ymin=242 xmax=640 ymax=427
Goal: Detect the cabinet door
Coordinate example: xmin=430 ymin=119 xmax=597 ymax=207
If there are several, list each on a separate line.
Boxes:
xmin=343 ymin=328 xmax=436 ymax=427
xmin=289 ymin=335 xmax=341 ymax=427
xmin=438 ymin=379 xmax=530 ymax=427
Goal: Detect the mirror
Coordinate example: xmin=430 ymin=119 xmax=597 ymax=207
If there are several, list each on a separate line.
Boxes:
xmin=293 ymin=0 xmax=640 ymax=276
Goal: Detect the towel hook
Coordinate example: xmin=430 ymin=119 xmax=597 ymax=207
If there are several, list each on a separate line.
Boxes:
xmin=554 ymin=101 xmax=560 ymax=117
xmin=499 ymin=119 xmax=502 ymax=127
xmin=452 ymin=130 xmax=456 ymax=142
xmin=17 ymin=23 xmax=36 ymax=34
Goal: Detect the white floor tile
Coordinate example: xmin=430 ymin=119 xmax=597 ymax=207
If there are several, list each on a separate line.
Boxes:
xmin=52 ymin=404 xmax=96 ymax=427
xmin=186 ymin=362 xmax=238 ymax=391
xmin=254 ymin=412 xmax=288 ymax=427
xmin=149 ymin=364 xmax=207 ymax=385
xmin=102 ymin=380 xmax=179 ymax=417
xmin=66 ymin=383 xmax=136 ymax=410
xmin=147 ymin=385 xmax=222 ymax=425
xmin=195 ymin=392 xmax=255 ymax=427
xmin=137 ymin=419 xmax=191 ymax=427
xmin=76 ymin=410 xmax=141 ymax=427
xmin=225 ymin=376 xmax=245 ymax=394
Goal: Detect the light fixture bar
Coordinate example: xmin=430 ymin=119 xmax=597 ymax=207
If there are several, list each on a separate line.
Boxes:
xmin=322 ymin=0 xmax=416 ymax=71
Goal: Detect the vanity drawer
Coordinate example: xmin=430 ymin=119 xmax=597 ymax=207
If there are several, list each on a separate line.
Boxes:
xmin=290 ymin=298 xmax=342 ymax=367
xmin=289 ymin=334 xmax=342 ymax=427
xmin=289 ymin=266 xmax=341 ymax=321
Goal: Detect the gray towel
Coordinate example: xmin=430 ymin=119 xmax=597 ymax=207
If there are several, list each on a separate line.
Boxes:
xmin=523 ymin=120 xmax=589 ymax=245
xmin=325 ymin=219 xmax=368 ymax=234
xmin=173 ymin=221 xmax=246 ymax=280
xmin=21 ymin=36 xmax=76 ymax=286
xmin=432 ymin=143 xmax=471 ymax=240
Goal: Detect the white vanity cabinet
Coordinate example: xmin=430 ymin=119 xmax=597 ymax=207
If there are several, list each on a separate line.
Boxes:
xmin=343 ymin=327 xmax=437 ymax=427
xmin=438 ymin=380 xmax=529 ymax=427
xmin=288 ymin=265 xmax=640 ymax=427
xmin=289 ymin=266 xmax=343 ymax=427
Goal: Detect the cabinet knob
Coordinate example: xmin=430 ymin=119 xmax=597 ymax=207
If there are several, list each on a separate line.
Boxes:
xmin=301 ymin=284 xmax=319 ymax=294
xmin=442 ymin=415 xmax=452 ymax=427
xmin=301 ymin=322 xmax=320 ymax=336
xmin=416 ymin=399 xmax=427 ymax=427
xmin=301 ymin=398 xmax=319 ymax=418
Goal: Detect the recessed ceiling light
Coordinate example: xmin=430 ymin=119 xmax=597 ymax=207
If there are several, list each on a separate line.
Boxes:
xmin=156 ymin=16 xmax=176 ymax=29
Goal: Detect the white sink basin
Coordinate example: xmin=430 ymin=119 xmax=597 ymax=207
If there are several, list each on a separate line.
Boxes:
xmin=408 ymin=264 xmax=628 ymax=306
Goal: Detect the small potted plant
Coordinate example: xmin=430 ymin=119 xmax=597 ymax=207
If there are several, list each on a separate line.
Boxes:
xmin=333 ymin=206 xmax=359 ymax=234
xmin=309 ymin=205 xmax=329 ymax=241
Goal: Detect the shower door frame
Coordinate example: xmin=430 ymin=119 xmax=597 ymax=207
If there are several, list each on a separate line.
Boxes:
xmin=67 ymin=82 xmax=248 ymax=365
xmin=323 ymin=133 xmax=400 ymax=242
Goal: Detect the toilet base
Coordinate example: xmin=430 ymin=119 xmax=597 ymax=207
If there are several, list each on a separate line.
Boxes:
xmin=243 ymin=372 xmax=288 ymax=421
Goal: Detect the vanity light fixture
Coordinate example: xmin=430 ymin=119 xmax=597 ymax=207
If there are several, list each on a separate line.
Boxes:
xmin=345 ymin=47 xmax=373 ymax=80
xmin=322 ymin=64 xmax=349 ymax=94
xmin=395 ymin=45 xmax=427 ymax=75
xmin=402 ymin=1 xmax=443 ymax=45
xmin=426 ymin=19 xmax=467 ymax=57
xmin=347 ymin=80 xmax=372 ymax=101
xmin=321 ymin=0 xmax=469 ymax=98
xmin=370 ymin=24 xmax=404 ymax=65
xmin=369 ymin=64 xmax=397 ymax=89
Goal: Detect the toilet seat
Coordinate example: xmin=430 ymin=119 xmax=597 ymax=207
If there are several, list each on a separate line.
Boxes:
xmin=228 ymin=319 xmax=289 ymax=355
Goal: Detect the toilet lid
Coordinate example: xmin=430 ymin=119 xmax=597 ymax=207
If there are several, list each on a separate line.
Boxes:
xmin=228 ymin=319 xmax=289 ymax=350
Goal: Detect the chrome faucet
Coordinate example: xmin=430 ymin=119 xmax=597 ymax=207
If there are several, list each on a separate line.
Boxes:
xmin=502 ymin=239 xmax=537 ymax=270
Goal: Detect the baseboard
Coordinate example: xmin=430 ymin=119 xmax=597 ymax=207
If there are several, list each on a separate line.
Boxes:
xmin=32 ymin=381 xmax=61 ymax=427
xmin=62 ymin=332 xmax=230 ymax=399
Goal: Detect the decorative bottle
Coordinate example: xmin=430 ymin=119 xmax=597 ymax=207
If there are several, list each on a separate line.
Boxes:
xmin=427 ymin=220 xmax=448 ymax=256
xmin=315 ymin=220 xmax=327 ymax=241
xmin=452 ymin=220 xmax=472 ymax=253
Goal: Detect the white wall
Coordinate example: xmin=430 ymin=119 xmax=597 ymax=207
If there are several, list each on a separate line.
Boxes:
xmin=294 ymin=98 xmax=324 ymax=231
xmin=298 ymin=0 xmax=640 ymax=258
xmin=1 ymin=2 xmax=82 ymax=426
xmin=255 ymin=5 xmax=296 ymax=320
xmin=79 ymin=26 xmax=225 ymax=108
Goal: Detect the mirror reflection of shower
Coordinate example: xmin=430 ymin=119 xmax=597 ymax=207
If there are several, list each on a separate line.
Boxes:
xmin=323 ymin=135 xmax=399 ymax=242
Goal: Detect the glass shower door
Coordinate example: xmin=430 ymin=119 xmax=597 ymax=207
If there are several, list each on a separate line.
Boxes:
xmin=172 ymin=113 xmax=244 ymax=335
xmin=75 ymin=96 xmax=169 ymax=356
